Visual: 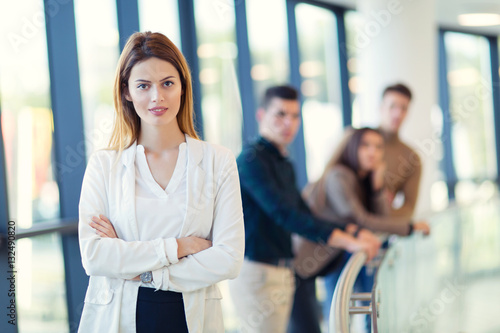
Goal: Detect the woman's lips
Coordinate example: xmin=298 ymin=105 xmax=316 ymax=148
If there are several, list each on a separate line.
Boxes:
xmin=149 ymin=107 xmax=167 ymax=116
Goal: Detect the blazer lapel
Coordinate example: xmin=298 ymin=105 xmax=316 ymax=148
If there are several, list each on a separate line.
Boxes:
xmin=181 ymin=135 xmax=205 ymax=236
xmin=120 ymin=142 xmax=140 ymax=241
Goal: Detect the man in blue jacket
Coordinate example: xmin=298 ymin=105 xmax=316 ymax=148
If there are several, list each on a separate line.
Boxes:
xmin=229 ymin=85 xmax=380 ymax=333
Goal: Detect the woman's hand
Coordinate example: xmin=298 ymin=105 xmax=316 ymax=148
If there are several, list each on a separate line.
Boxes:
xmin=353 ymin=229 xmax=381 ymax=262
xmin=177 ymin=236 xmax=212 ymax=259
xmin=356 ymin=228 xmax=382 ymax=247
xmin=89 ymin=214 xmax=118 ymax=239
xmin=412 ymin=221 xmax=431 ymax=236
xmin=327 ymin=229 xmax=381 ymax=262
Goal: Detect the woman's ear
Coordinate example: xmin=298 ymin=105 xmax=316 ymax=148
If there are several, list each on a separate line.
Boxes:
xmin=124 ymin=86 xmax=132 ymax=102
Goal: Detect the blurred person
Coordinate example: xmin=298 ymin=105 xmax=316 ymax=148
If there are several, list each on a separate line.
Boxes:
xmin=229 ymin=86 xmax=381 ymax=333
xmin=294 ymin=127 xmax=430 ymax=331
xmin=379 ymin=83 xmax=421 ymax=218
xmin=78 ymin=31 xmax=245 ymax=333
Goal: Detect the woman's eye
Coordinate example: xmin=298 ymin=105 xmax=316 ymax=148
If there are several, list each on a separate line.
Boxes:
xmin=163 ymin=81 xmax=173 ymax=87
xmin=137 ymin=84 xmax=148 ymax=89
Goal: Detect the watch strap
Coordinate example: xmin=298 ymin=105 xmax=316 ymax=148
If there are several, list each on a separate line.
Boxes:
xmin=140 ymin=271 xmax=153 ymax=283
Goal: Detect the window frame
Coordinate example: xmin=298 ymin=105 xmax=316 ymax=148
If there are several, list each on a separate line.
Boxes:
xmin=438 ymin=27 xmax=500 ymax=199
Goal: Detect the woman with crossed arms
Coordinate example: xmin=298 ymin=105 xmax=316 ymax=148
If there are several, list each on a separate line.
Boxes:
xmin=78 ymin=31 xmax=244 ymax=332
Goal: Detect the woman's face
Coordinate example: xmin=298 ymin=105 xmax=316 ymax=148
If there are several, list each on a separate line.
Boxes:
xmin=357 ymin=131 xmax=384 ymax=172
xmin=125 ymin=57 xmax=183 ymax=129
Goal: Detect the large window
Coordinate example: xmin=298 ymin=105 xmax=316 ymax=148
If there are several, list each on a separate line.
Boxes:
xmin=0 ymin=0 xmax=59 ymax=227
xmin=75 ymin=0 xmax=120 ymax=158
xmin=139 ymin=0 xmax=181 ymax=48
xmin=295 ymin=3 xmax=344 ymax=182
xmin=194 ymin=0 xmax=242 ymax=154
xmin=344 ymin=10 xmax=364 ymax=128
xmin=246 ymin=0 xmax=290 ymax=106
xmin=17 ymin=234 xmax=68 ymax=333
xmin=443 ymin=32 xmax=498 ymax=203
xmin=0 ymin=0 xmax=68 ymax=331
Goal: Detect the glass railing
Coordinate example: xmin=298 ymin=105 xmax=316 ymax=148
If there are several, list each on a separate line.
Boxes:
xmin=374 ymin=198 xmax=500 ymax=332
xmin=330 ymin=197 xmax=500 ymax=332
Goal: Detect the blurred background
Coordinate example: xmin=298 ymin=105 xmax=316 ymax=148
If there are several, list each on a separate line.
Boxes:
xmin=0 ymin=0 xmax=499 ymax=332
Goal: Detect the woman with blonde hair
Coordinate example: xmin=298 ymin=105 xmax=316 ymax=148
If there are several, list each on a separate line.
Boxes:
xmin=78 ymin=31 xmax=244 ymax=332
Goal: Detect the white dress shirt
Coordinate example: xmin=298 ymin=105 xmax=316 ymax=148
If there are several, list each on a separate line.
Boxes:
xmin=135 ymin=141 xmax=188 ymax=288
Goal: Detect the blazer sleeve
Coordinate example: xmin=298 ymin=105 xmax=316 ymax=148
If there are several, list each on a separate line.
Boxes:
xmin=152 ymin=151 xmax=245 ymax=292
xmin=79 ymin=152 xmax=179 ymax=279
xmin=325 ymin=167 xmax=411 ymax=236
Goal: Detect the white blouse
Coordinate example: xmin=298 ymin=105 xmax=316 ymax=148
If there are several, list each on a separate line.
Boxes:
xmin=135 ymin=140 xmax=188 ymax=288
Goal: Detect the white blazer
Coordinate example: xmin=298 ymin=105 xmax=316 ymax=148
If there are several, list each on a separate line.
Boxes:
xmin=78 ymin=135 xmax=245 ymax=332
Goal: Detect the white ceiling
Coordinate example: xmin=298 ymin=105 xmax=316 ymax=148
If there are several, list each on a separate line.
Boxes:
xmin=318 ymin=0 xmax=500 ymax=36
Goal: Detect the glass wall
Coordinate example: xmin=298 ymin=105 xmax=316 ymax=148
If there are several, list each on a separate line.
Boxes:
xmin=246 ymin=0 xmax=290 ymax=106
xmin=194 ymin=0 xmax=242 ymax=154
xmin=139 ymin=0 xmax=181 ymax=48
xmin=343 ymin=10 xmax=364 ymax=128
xmin=17 ymin=235 xmax=68 ymax=333
xmin=0 ymin=0 xmax=59 ymax=227
xmin=0 ymin=0 xmax=69 ymax=331
xmin=375 ymin=199 xmax=500 ymax=332
xmin=74 ymin=0 xmax=120 ymax=159
xmin=444 ymin=32 xmax=498 ymax=203
xmin=295 ymin=3 xmax=344 ymax=182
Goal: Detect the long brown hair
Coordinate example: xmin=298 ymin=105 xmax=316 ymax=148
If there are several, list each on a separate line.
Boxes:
xmin=108 ymin=31 xmax=199 ymax=152
xmin=310 ymin=127 xmax=383 ymax=211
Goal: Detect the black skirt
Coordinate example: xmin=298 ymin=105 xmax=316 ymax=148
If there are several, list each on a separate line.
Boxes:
xmin=136 ymin=287 xmax=189 ymax=333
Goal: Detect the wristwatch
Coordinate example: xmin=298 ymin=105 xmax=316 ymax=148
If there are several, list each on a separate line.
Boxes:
xmin=140 ymin=271 xmax=153 ymax=283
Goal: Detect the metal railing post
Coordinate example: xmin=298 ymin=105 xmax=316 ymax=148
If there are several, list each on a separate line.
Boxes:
xmin=329 ymin=251 xmax=370 ymax=332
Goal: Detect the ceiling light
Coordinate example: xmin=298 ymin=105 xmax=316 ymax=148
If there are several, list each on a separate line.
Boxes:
xmin=458 ymin=13 xmax=500 ymax=26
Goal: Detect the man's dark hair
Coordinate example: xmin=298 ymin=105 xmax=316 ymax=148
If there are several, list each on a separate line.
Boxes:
xmin=261 ymin=85 xmax=299 ymax=109
xmin=382 ymin=83 xmax=412 ymax=100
